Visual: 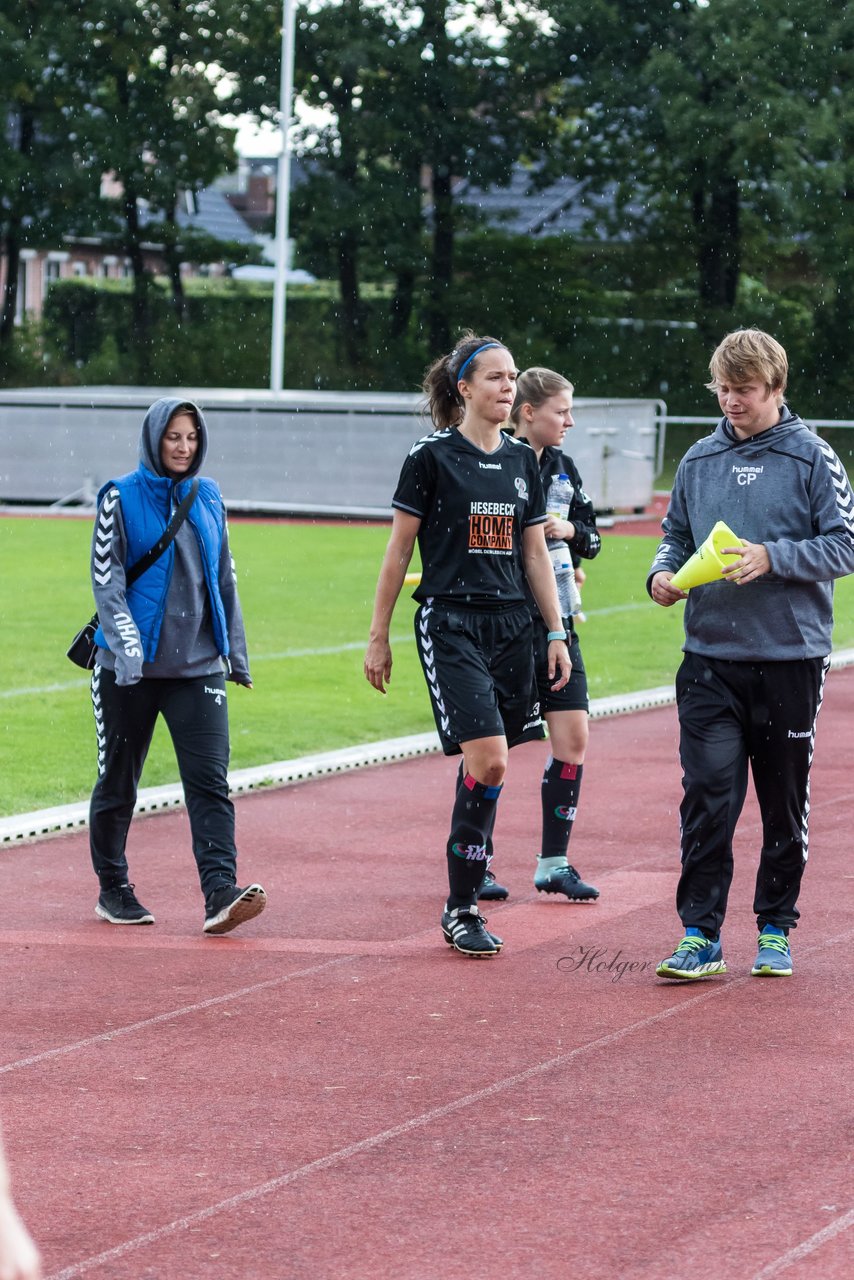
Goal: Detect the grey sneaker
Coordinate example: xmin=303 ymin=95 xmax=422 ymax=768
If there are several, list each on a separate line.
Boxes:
xmin=203 ymin=884 xmax=267 ymax=935
xmin=95 ymin=883 xmax=155 ymax=925
xmin=751 ymin=927 xmax=792 ymax=976
xmin=656 ymin=929 xmax=726 ymax=980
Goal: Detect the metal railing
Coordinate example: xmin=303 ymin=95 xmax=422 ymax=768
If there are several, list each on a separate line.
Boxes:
xmin=664 ymin=415 xmax=854 ymax=431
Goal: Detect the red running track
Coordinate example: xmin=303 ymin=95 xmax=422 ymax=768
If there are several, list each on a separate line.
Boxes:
xmin=2 ymin=671 xmax=853 ymax=1279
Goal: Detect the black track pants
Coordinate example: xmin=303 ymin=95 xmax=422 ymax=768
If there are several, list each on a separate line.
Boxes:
xmin=89 ymin=667 xmax=238 ymax=899
xmin=675 ymin=651 xmax=828 ymax=935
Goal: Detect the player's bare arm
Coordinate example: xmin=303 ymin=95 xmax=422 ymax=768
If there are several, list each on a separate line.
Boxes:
xmin=365 ymin=510 xmax=420 ymax=695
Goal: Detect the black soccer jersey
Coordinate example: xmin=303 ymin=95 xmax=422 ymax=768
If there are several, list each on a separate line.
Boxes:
xmin=393 ymin=427 xmax=546 ymax=606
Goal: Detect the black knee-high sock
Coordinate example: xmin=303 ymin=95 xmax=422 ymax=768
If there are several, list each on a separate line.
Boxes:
xmin=540 ymin=758 xmax=583 ymax=860
xmin=446 ymin=772 xmax=502 ymax=909
xmin=456 ymin=763 xmax=498 ymax=863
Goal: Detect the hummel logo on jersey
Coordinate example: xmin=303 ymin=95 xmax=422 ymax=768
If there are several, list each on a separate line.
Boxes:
xmin=732 ymin=464 xmax=764 ymax=485
xmin=787 ymin=729 xmax=811 ymax=738
xmin=479 ymin=461 xmax=501 ymax=470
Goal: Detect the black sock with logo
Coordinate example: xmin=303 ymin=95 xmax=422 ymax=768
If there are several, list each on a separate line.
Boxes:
xmin=540 ymin=759 xmax=583 ymax=860
xmin=455 ymin=762 xmax=499 ymax=868
xmin=446 ymin=773 xmax=503 ymax=909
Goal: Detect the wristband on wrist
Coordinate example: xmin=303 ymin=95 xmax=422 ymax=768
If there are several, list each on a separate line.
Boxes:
xmin=547 ymin=629 xmax=567 ymax=642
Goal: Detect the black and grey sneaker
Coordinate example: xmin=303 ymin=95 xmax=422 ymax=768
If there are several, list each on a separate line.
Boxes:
xmin=440 ymin=905 xmax=503 ymax=956
xmin=95 ymin=883 xmax=155 ymax=925
xmin=477 ymin=869 xmax=509 ymax=901
xmin=534 ymin=861 xmax=599 ymax=901
xmin=203 ymin=883 xmax=267 ymax=935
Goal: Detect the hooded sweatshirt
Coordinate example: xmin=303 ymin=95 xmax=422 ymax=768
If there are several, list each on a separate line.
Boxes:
xmin=91 ymin=398 xmax=250 ymax=686
xmin=647 ymin=408 xmax=854 ymax=660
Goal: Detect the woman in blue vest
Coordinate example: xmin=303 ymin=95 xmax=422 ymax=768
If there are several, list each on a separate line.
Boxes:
xmin=87 ymin=397 xmax=266 ymax=935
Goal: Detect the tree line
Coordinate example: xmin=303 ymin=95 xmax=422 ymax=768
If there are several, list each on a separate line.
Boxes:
xmin=0 ymin=0 xmax=280 ymax=376
xmin=3 ymin=1 xmax=854 ymax=403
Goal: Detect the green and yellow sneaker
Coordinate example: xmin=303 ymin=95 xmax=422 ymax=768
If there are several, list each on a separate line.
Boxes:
xmin=751 ymin=925 xmax=792 ymax=976
xmin=656 ymin=927 xmax=727 ymax=980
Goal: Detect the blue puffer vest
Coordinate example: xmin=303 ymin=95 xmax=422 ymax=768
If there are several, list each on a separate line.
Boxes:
xmin=93 ymin=465 xmax=229 ymax=662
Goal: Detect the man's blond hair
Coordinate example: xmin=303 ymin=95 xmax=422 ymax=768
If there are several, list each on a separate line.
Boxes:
xmin=706 ymin=329 xmax=788 ymax=405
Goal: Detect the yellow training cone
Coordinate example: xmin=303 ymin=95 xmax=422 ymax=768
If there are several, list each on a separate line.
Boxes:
xmin=670 ymin=520 xmax=743 ymax=591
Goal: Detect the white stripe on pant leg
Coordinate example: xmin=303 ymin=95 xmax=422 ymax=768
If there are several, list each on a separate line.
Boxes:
xmin=91 ymin=664 xmax=106 ymax=778
xmin=801 ymin=655 xmax=830 ymax=863
xmin=417 ymin=600 xmax=450 ymax=736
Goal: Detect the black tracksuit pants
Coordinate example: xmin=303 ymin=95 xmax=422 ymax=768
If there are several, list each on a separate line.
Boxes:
xmin=675 ymin=651 xmax=828 ymax=936
xmin=89 ymin=667 xmax=238 ymax=901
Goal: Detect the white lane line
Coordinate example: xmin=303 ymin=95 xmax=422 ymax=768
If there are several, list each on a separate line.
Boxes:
xmin=0 ymin=956 xmax=352 ymax=1076
xmin=0 ymin=680 xmax=89 ymax=698
xmin=43 ymin=983 xmax=731 ymax=1280
xmin=751 ymin=1207 xmax=854 ymax=1278
xmin=0 ymin=636 xmax=417 ymax=699
xmin=44 ymin=926 xmax=854 ymax=1280
xmin=582 ymin=602 xmax=650 ymax=617
xmin=6 ymin=636 xmax=853 ymax=701
xmin=251 ymin=633 xmax=414 ymax=662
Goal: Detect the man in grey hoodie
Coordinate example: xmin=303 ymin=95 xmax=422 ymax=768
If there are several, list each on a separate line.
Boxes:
xmin=88 ymin=397 xmax=266 ymax=935
xmin=648 ymin=329 xmax=854 ymax=980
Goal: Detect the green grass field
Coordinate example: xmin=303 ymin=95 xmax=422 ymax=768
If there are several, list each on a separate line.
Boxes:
xmin=3 ymin=514 xmax=854 ymax=817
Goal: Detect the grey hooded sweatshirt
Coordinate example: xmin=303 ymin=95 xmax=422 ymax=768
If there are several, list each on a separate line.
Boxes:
xmin=647 ymin=408 xmax=854 ymax=660
xmin=91 ymin=398 xmax=250 ymax=686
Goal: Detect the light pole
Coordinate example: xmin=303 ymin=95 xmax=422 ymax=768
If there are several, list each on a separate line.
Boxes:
xmin=270 ymin=0 xmax=297 ymax=394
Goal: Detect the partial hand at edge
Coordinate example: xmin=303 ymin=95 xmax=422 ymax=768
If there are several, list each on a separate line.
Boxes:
xmin=364 ymin=637 xmax=393 ymax=695
xmin=547 ymin=639 xmax=572 ymax=691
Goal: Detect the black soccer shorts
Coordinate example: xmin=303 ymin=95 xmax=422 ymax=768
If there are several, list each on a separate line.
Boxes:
xmin=532 ymin=622 xmax=588 ymax=715
xmin=414 ymin=599 xmax=543 ymax=755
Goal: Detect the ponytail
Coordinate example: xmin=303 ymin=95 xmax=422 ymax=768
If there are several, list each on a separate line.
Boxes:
xmin=422 ymin=332 xmax=507 ymax=430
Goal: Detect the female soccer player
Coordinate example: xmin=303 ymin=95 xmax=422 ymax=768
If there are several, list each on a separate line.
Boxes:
xmin=364 ymin=335 xmax=571 ymax=956
xmin=485 ymin=366 xmax=601 ymax=903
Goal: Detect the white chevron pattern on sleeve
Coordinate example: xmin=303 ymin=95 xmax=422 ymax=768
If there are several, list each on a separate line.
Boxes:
xmin=815 ymin=439 xmax=854 ymax=535
xmin=94 ymin=488 xmax=120 ymax=585
xmin=651 ymin=538 xmax=680 ymax=570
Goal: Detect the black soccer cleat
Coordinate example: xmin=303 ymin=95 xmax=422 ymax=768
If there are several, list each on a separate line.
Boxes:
xmin=477 ymin=869 xmax=509 ymax=901
xmin=441 ymin=905 xmax=503 ymax=956
xmin=534 ymin=862 xmax=599 ymax=901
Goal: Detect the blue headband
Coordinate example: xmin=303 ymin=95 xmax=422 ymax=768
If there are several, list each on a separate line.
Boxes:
xmin=455 ymin=343 xmax=501 ymax=382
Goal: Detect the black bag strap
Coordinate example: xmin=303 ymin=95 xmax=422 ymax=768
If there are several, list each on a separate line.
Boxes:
xmin=125 ymin=478 xmax=200 ymax=587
